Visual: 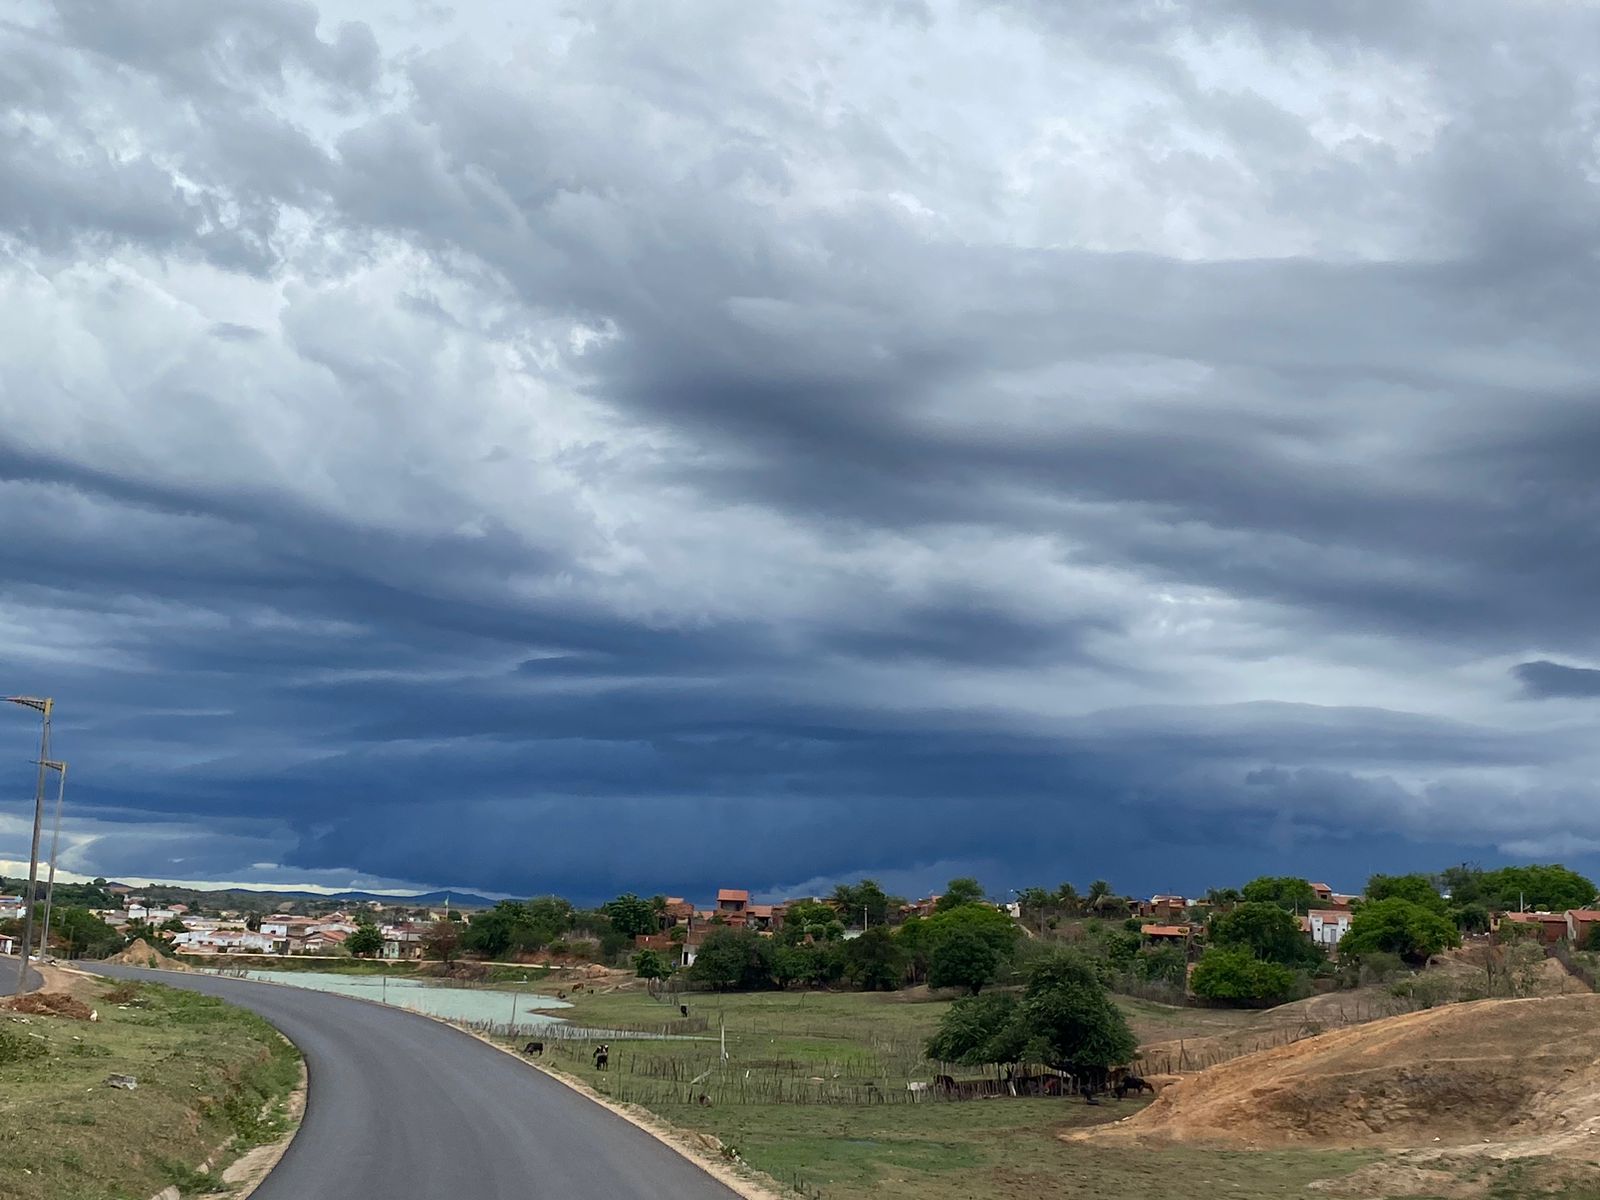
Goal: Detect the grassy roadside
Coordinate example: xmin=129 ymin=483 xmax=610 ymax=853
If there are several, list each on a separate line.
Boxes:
xmin=0 ymin=974 xmax=301 ymax=1200
xmin=506 ymin=986 xmax=1375 ymax=1200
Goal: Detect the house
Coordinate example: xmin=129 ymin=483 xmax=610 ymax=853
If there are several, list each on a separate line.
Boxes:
xmin=1496 ymin=911 xmax=1569 ymax=944
xmin=1566 ymin=910 xmax=1600 ymax=947
xmin=173 ymin=929 xmax=275 ymax=954
xmin=899 ymin=895 xmax=941 ymax=920
xmin=1140 ymin=924 xmax=1192 ymax=945
xmin=300 ymin=929 xmax=350 ymax=954
xmin=1146 ymin=895 xmax=1188 ymax=922
xmin=746 ymin=903 xmax=777 ymax=932
xmin=0 ymin=935 xmax=14 ymax=955
xmin=716 ymin=889 xmax=750 ymax=923
xmin=0 ymin=896 xmax=24 ymax=920
xmin=1307 ymin=909 xmax=1352 ymax=948
xmin=381 ymin=924 xmax=428 ymax=959
xmin=1309 ymin=882 xmax=1335 ymax=903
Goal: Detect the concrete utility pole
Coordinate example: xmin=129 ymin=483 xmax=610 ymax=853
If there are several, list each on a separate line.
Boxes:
xmin=4 ymin=695 xmax=53 ymax=995
xmin=38 ymin=760 xmax=67 ymax=960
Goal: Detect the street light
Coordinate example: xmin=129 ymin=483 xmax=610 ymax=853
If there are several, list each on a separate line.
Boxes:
xmin=38 ymin=760 xmax=67 ymax=962
xmin=4 ymin=695 xmax=52 ymax=995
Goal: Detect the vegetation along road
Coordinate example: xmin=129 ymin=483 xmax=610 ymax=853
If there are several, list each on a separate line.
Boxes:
xmin=87 ymin=964 xmax=740 ymax=1200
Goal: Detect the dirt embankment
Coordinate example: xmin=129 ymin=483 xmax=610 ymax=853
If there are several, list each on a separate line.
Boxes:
xmin=107 ymin=938 xmax=189 ymax=970
xmin=1089 ymin=993 xmax=1600 ymax=1151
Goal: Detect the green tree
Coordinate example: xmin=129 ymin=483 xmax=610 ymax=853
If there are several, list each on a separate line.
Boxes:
xmin=928 ymin=926 xmax=1001 ymax=994
xmin=600 ymin=893 xmax=658 ymax=938
xmin=1364 ymin=873 xmax=1448 ymax=915
xmin=925 ymin=992 xmax=1029 ymax=1071
xmin=53 ymin=907 xmax=121 ymax=959
xmin=1135 ymin=945 xmax=1188 ymax=986
xmin=1053 ymin=882 xmax=1083 ymax=914
xmin=925 ymin=902 xmax=1021 ymax=958
xmin=781 ymin=899 xmax=844 ymax=944
xmin=1210 ymin=902 xmax=1322 ymax=967
xmin=895 ymin=915 xmax=932 ymax=983
xmin=160 ymin=915 xmax=187 ymax=934
xmin=1020 ymin=951 xmax=1138 ymax=1072
xmin=843 ymin=926 xmax=905 ymax=991
xmin=1477 ymin=865 xmax=1597 ymax=913
xmin=1240 ymin=876 xmax=1318 ymax=912
xmin=771 ymin=942 xmax=816 ymax=988
xmin=935 ymin=877 xmax=986 ymax=911
xmin=830 ymin=879 xmax=891 ymax=927
xmin=633 ymin=948 xmax=672 ymax=981
xmin=1340 ymin=898 xmax=1460 ymax=963
xmin=688 ymin=928 xmax=773 ymax=991
xmin=346 ymin=924 xmax=384 ymax=958
xmin=1190 ymin=946 xmax=1297 ymax=1006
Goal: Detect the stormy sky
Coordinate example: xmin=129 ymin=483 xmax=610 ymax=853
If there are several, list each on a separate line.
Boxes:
xmin=3 ymin=0 xmax=1600 ymax=903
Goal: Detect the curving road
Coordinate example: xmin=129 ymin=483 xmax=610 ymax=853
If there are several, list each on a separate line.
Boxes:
xmin=0 ymin=954 xmax=41 ymax=994
xmin=87 ymin=965 xmax=739 ymax=1200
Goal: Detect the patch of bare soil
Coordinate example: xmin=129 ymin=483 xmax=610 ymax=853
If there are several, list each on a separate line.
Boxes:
xmin=1086 ymin=994 xmax=1600 ymax=1151
xmin=3 ymin=991 xmax=94 ymax=1019
xmin=106 ymin=938 xmax=189 ymax=970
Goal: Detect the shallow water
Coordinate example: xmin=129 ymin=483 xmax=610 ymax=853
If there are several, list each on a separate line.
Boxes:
xmin=214 ymin=969 xmax=573 ymax=1033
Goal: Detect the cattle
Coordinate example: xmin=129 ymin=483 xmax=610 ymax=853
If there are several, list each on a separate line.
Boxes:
xmin=522 ymin=1041 xmax=544 ymax=1056
xmin=680 ymin=1004 xmax=689 ymax=1017
xmin=1114 ymin=1074 xmax=1154 ymax=1100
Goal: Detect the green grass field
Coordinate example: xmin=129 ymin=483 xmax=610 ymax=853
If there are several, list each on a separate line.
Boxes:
xmin=0 ymin=977 xmax=301 ymax=1200
xmin=509 ymin=985 xmax=1376 ymax=1199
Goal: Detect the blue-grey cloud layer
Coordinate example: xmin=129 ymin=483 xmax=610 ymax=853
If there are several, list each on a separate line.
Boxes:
xmin=3 ymin=0 xmax=1600 ymax=900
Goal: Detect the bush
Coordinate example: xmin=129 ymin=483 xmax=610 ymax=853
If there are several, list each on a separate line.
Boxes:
xmin=1341 ymin=898 xmax=1460 ymax=963
xmin=1190 ymin=946 xmax=1297 ymax=1006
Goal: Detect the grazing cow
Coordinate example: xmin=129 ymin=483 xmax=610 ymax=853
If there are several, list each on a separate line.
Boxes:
xmin=593 ymin=1043 xmax=609 ymax=1071
xmin=1115 ymin=1074 xmax=1153 ymax=1100
xmin=680 ymin=1004 xmax=689 ymax=1017
xmin=522 ymin=1041 xmax=544 ymax=1056
xmin=934 ymin=1073 xmax=958 ymax=1095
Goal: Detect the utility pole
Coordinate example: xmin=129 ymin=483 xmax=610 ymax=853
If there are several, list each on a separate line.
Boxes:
xmin=38 ymin=760 xmax=67 ymax=960
xmin=5 ymin=696 xmax=52 ymax=995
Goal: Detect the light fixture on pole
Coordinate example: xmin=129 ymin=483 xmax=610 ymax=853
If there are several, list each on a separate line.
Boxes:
xmin=4 ymin=695 xmax=52 ymax=995
xmin=38 ymin=760 xmax=67 ymax=962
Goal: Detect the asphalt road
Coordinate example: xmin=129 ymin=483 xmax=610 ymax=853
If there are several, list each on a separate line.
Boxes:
xmin=87 ymin=964 xmax=741 ymax=1200
xmin=0 ymin=954 xmax=41 ymax=993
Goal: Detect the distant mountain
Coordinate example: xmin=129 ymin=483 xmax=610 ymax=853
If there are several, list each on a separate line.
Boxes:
xmin=104 ymin=882 xmax=501 ymax=909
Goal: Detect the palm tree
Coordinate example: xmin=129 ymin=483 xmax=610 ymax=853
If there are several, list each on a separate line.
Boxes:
xmin=1087 ymin=880 xmax=1113 ymax=913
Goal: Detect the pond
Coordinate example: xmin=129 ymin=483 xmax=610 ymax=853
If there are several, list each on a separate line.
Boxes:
xmin=212 ymin=969 xmax=573 ymax=1034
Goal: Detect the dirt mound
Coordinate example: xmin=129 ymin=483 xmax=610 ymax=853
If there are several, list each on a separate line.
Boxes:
xmin=4 ymin=991 xmax=94 ymax=1019
xmin=1088 ymin=994 xmax=1600 ymax=1150
xmin=107 ymin=938 xmax=188 ymax=971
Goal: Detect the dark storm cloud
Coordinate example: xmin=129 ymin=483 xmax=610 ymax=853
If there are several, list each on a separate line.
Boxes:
xmin=3 ymin=0 xmax=1599 ymax=900
xmin=1514 ymin=662 xmax=1600 ymax=701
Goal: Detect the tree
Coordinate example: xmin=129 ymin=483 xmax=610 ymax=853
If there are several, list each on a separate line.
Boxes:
xmin=1053 ymin=882 xmax=1083 ymax=914
xmin=1364 ymin=873 xmax=1448 ymax=915
xmin=1190 ymin=946 xmax=1297 ymax=1006
xmin=53 ymin=907 xmax=121 ymax=959
xmin=925 ymin=901 xmax=1021 ymax=957
xmin=830 ymin=879 xmax=891 ymax=927
xmin=781 ymin=900 xmax=844 ymax=944
xmin=1210 ymin=902 xmax=1322 ymax=968
xmin=935 ymin=878 xmax=986 ymax=911
xmin=461 ymin=897 xmax=574 ymax=959
xmin=601 ymin=893 xmax=658 ymax=939
xmin=1085 ymin=880 xmax=1113 ymax=912
xmin=896 ymin=915 xmax=932 ymax=984
xmin=1020 ymin=951 xmax=1138 ymax=1072
xmin=928 ymin=926 xmax=1001 ymax=994
xmin=160 ymin=915 xmax=187 ymax=934
xmin=1135 ymin=945 xmax=1187 ymax=986
xmin=633 ymin=949 xmax=672 ymax=981
xmin=1477 ymin=865 xmax=1597 ymax=913
xmin=422 ymin=920 xmax=461 ymax=965
xmin=926 ymin=992 xmax=1028 ymax=1073
xmin=843 ymin=926 xmax=905 ymax=991
xmin=1340 ymin=898 xmax=1459 ymax=963
xmin=771 ymin=943 xmax=816 ymax=988
xmin=1240 ymin=876 xmax=1318 ymax=912
xmin=346 ymin=924 xmax=384 ymax=958
xmin=688 ymin=928 xmax=773 ymax=991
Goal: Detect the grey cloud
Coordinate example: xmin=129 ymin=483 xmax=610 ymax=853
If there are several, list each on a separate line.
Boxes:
xmin=1515 ymin=661 xmax=1600 ymax=700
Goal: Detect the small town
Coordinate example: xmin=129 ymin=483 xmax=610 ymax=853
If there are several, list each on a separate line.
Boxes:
xmin=5 ymin=1 xmax=1599 ymax=1198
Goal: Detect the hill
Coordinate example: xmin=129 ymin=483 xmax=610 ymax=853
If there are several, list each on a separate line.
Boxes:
xmin=1087 ymin=993 xmax=1600 ymax=1151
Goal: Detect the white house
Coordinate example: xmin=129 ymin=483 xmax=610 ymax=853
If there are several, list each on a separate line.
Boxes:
xmin=1307 ymin=909 xmax=1352 ymax=948
xmin=172 ymin=929 xmax=276 ymax=954
xmin=0 ymin=896 xmax=25 ymax=920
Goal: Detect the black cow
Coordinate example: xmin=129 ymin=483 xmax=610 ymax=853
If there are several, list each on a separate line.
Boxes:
xmin=680 ymin=1004 xmax=689 ymax=1017
xmin=1115 ymin=1074 xmax=1154 ymax=1100
xmin=522 ymin=1041 xmax=544 ymax=1056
